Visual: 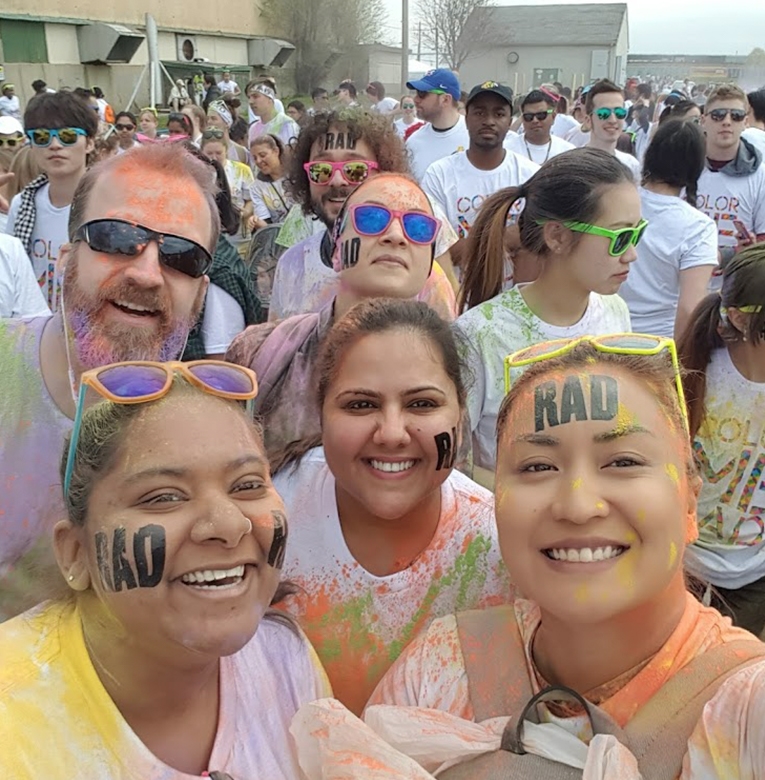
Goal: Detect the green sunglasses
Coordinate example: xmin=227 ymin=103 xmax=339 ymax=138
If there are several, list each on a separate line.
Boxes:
xmin=564 ymin=218 xmax=648 ymax=256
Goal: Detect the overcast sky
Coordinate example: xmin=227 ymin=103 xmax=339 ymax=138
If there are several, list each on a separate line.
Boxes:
xmin=381 ymin=0 xmax=765 ymax=57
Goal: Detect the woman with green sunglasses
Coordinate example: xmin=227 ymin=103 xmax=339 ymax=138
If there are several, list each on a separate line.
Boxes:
xmin=0 ymin=363 xmax=330 ymax=777
xmin=456 ymin=147 xmax=639 ymax=482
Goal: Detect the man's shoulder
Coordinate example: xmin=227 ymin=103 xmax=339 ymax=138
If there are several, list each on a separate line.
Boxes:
xmin=0 ymin=315 xmax=51 ymax=357
xmin=279 ymin=231 xmax=324 ymax=266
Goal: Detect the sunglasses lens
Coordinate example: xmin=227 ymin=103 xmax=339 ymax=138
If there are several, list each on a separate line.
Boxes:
xmin=353 ymin=205 xmax=391 ymax=234
xmin=595 ymin=109 xmax=610 ymax=120
xmin=188 ymin=363 xmax=255 ymax=394
xmin=612 ymin=231 xmax=632 ymax=255
xmin=31 ymin=129 xmax=52 ymax=146
xmin=601 ymin=335 xmax=661 ymax=350
xmin=159 ymin=236 xmax=211 ymax=278
xmin=342 ymin=161 xmax=371 ymax=183
xmin=731 ymin=110 xmax=747 ymax=122
xmin=85 ymin=221 xmax=146 ymax=256
xmin=614 ymin=108 xmax=628 ymax=119
xmin=116 ymin=124 xmax=134 ymax=131
xmin=402 ymin=213 xmax=438 ymax=243
xmin=58 ymin=128 xmax=80 ymax=145
xmin=97 ymin=364 xmax=169 ymax=398
xmin=307 ymin=162 xmax=333 ymax=184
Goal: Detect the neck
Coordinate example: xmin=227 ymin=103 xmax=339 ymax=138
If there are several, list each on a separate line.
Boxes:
xmin=533 ymin=576 xmax=688 ymax=693
xmin=727 ymin=340 xmax=765 ymax=382
xmin=643 ymin=180 xmax=682 ymax=197
xmin=521 ymin=264 xmax=592 ymax=326
xmin=260 ymin=105 xmax=276 ymax=123
xmin=47 ymin=169 xmax=85 ymax=208
xmin=335 ymin=481 xmax=442 ymax=577
xmin=588 ymin=134 xmax=617 ymax=153
xmin=752 ymin=120 xmax=765 ymax=131
xmin=431 ymin=108 xmax=460 ymax=131
xmin=527 ymin=133 xmax=552 ymax=146
xmin=706 ymin=140 xmax=738 ymax=163
xmin=334 ymin=286 xmax=365 ymax=319
xmin=466 ymin=145 xmax=506 ymax=171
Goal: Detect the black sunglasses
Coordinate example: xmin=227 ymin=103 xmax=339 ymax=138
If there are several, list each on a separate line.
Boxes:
xmin=74 ymin=219 xmax=212 ymax=278
xmin=523 ymin=109 xmax=554 ymax=122
xmin=115 ymin=123 xmax=135 ymax=131
xmin=708 ymin=108 xmax=747 ymax=123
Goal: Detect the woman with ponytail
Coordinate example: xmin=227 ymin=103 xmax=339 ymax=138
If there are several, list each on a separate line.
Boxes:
xmin=679 ymin=244 xmax=765 ymax=637
xmin=456 ymin=148 xmax=637 ymax=476
xmin=619 ymin=119 xmax=718 ymax=340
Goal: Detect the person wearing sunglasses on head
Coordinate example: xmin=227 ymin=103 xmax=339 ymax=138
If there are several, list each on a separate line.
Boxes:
xmin=267 ymin=109 xmax=458 ymax=321
xmin=270 ymin=298 xmax=512 ymax=716
xmin=368 ymin=336 xmax=765 ymax=779
xmin=456 ymin=148 xmax=638 ymax=484
xmin=113 ymin=110 xmax=139 ymax=154
xmin=680 ymin=245 xmax=765 ymax=640
xmin=504 ymin=89 xmax=575 ymax=165
xmin=3 ymin=91 xmax=98 ymax=312
xmin=584 ymin=79 xmax=642 ymax=184
xmin=0 ymin=361 xmax=330 ymax=777
xmin=697 ymin=84 xmax=765 ymax=268
xmin=0 ymin=143 xmax=219 ymax=619
xmin=227 ymin=172 xmax=443 ymax=462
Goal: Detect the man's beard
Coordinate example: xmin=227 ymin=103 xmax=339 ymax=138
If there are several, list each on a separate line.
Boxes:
xmin=62 ymin=250 xmax=205 ymax=370
xmin=313 ymin=184 xmax=355 ymax=228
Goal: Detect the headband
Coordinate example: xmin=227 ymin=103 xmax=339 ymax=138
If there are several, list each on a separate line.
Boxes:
xmin=207 ymin=100 xmax=232 ymax=128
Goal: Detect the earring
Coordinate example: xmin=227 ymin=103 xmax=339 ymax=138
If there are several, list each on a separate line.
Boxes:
xmin=68 ymin=574 xmax=75 ymax=582
xmin=743 ymin=332 xmax=748 ymax=343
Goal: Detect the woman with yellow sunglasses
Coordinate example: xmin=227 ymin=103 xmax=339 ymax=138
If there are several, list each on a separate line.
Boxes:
xmin=0 ymin=362 xmax=330 ymax=778
xmin=370 ymin=337 xmax=765 ymax=778
xmin=455 ymin=148 xmax=639 ymax=481
xmin=680 ymin=244 xmax=765 ymax=638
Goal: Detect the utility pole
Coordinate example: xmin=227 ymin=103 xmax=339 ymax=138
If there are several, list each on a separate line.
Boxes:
xmin=435 ymin=26 xmax=439 ymax=69
xmin=417 ymin=21 xmax=422 ymax=61
xmin=401 ymin=0 xmax=409 ymax=94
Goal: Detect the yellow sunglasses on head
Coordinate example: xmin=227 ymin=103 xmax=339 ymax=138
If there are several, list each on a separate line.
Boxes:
xmin=503 ymin=333 xmax=688 ymax=431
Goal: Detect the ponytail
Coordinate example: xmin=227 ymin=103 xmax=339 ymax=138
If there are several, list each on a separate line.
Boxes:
xmin=677 ymin=294 xmax=723 ymax=439
xmin=458 ymin=186 xmax=524 ymax=312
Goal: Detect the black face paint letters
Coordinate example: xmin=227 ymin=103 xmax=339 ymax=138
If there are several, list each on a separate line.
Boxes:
xmin=268 ymin=510 xmax=288 ymax=569
xmin=341 ymin=237 xmax=361 ymax=269
xmin=434 ymin=427 xmax=457 ymax=470
xmin=94 ymin=524 xmax=167 ymax=592
xmin=534 ymin=375 xmax=618 ymax=432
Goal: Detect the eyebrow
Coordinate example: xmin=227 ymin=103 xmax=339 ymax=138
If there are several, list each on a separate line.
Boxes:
xmin=512 ymin=424 xmax=652 ymax=446
xmin=336 ymin=385 xmax=446 ymax=399
xmin=123 ymin=454 xmax=267 ymax=484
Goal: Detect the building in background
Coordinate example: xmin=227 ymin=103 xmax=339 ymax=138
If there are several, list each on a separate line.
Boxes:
xmin=458 ymin=3 xmax=629 ymax=93
xmin=0 ymin=0 xmax=294 ymax=111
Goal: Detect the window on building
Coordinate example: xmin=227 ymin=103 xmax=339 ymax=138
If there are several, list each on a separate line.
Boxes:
xmin=0 ymin=19 xmax=48 ymax=63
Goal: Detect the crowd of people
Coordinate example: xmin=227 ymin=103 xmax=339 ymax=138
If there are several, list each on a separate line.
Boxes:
xmin=1 ymin=64 xmax=765 ymax=778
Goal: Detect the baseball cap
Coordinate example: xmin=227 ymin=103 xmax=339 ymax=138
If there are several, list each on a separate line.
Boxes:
xmin=406 ymin=69 xmax=461 ymax=101
xmin=466 ymin=81 xmax=514 ymax=109
xmin=0 ymin=116 xmax=23 ymax=135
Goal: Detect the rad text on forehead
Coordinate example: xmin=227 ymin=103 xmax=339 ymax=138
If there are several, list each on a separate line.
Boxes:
xmin=534 ymin=374 xmax=618 ymax=432
xmin=317 ymin=130 xmax=358 ymax=153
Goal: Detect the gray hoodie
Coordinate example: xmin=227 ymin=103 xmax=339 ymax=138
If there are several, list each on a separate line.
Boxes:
xmin=715 ymin=136 xmax=763 ymax=177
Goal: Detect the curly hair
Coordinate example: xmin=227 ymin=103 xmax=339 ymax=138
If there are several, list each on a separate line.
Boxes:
xmin=287 ymin=108 xmax=409 ymax=215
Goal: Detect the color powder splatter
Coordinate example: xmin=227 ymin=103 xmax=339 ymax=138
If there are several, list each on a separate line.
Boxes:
xmin=668 ymin=540 xmax=678 ymax=570
xmin=614 ymin=403 xmax=636 ymax=434
xmin=572 ymin=477 xmax=583 ymax=490
xmin=665 ymin=463 xmax=680 ymax=484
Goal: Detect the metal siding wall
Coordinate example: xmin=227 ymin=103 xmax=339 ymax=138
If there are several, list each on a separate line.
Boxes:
xmin=0 ymin=19 xmax=48 ymax=63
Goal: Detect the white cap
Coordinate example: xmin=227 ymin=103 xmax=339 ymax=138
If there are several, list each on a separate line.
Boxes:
xmin=0 ymin=116 xmax=23 ymax=135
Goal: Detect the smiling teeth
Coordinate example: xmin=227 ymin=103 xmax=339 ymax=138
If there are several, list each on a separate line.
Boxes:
xmin=181 ymin=564 xmax=245 ymax=584
xmin=547 ymin=546 xmax=625 ymax=563
xmin=115 ymin=299 xmax=156 ymax=313
xmin=370 ymin=459 xmax=415 ymax=473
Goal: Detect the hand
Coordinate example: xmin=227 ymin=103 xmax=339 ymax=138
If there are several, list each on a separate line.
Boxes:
xmin=246 ymin=215 xmax=262 ymax=233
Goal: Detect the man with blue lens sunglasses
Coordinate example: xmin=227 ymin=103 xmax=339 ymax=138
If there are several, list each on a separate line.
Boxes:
xmin=585 ymin=78 xmax=641 ymax=184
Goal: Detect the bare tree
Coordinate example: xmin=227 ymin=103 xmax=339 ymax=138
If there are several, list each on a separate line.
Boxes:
xmin=416 ymin=0 xmax=495 ymax=71
xmin=260 ymin=0 xmax=386 ymax=93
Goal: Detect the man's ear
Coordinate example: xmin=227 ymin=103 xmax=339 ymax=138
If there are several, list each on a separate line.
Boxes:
xmin=57 ymin=242 xmax=74 ymax=275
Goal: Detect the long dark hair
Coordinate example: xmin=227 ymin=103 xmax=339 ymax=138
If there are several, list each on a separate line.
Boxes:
xmin=642 ymin=119 xmax=706 ymax=207
xmin=183 ymin=142 xmax=240 ymax=235
xmin=459 ymin=147 xmax=634 ymax=311
xmin=678 ymin=245 xmax=765 ymax=438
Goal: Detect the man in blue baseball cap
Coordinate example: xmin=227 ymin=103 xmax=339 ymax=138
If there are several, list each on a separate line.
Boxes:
xmin=405 ymin=68 xmax=469 ymax=180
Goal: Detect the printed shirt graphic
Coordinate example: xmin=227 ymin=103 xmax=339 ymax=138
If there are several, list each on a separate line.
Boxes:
xmin=250 ymin=176 xmax=292 ymax=223
xmin=223 ymin=159 xmax=254 ymax=212
xmin=5 ymin=184 xmax=70 ymax=311
xmin=0 ymin=317 xmax=72 ymax=576
xmin=455 ymin=286 xmax=631 ymax=471
xmin=685 ymin=347 xmax=765 ymax=589
xmin=422 ymin=150 xmax=539 ymax=239
xmin=0 ymin=600 xmax=331 ymax=778
xmin=696 ymin=163 xmax=765 ymax=247
xmin=368 ymin=593 xmax=765 ymax=778
xmin=267 ymin=221 xmax=458 ymax=322
xmin=273 ymin=447 xmax=513 ymax=715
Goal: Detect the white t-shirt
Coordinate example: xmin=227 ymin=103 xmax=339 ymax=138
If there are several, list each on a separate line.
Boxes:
xmin=618 ymin=188 xmax=718 ymax=337
xmin=5 ymin=183 xmax=70 ymax=311
xmin=406 ymin=116 xmax=470 ymax=181
xmin=685 ymin=347 xmax=765 ymax=589
xmin=614 ymin=148 xmax=642 ymax=183
xmin=551 ymin=112 xmax=579 ymax=138
xmin=394 ymin=117 xmax=418 ymax=138
xmin=504 ymin=134 xmax=575 ymax=165
xmin=0 ymin=235 xmax=51 ymax=318
xmin=422 ymin=150 xmax=539 ymax=239
xmin=248 ymin=101 xmax=286 ymax=124
xmin=455 ymin=286 xmax=631 ymax=470
xmin=217 ymin=79 xmax=239 ymax=94
xmin=564 ymin=125 xmax=590 ymax=148
xmin=201 ymin=283 xmax=246 ymax=354
xmin=372 ymin=97 xmax=399 ymax=115
xmin=273 ymin=447 xmax=512 ymax=714
xmin=742 ymin=127 xmax=765 ymax=159
xmin=248 ymin=113 xmax=300 ymax=148
xmin=697 ymin=160 xmax=765 ymax=247
xmin=250 ymin=177 xmax=291 ymax=223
